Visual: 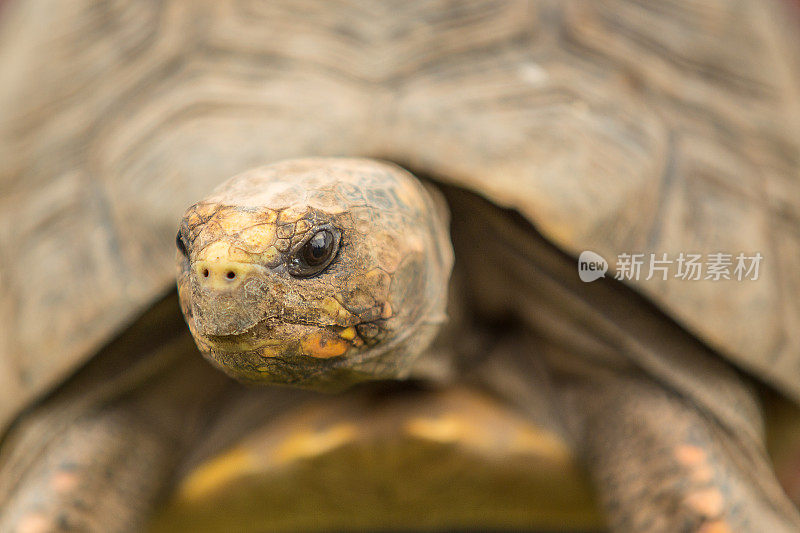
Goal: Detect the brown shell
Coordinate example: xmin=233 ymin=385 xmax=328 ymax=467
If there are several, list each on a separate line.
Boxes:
xmin=1 ymin=0 xmax=799 ymax=432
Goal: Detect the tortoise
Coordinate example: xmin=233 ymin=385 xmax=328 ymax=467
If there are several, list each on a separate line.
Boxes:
xmin=1 ymin=0 xmax=800 ymax=531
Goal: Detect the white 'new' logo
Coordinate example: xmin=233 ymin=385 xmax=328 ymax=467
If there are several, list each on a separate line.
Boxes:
xmin=578 ymin=251 xmax=608 ymax=282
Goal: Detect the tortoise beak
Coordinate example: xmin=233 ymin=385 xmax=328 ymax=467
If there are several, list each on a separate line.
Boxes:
xmin=190 ymin=290 xmax=261 ymax=337
xmin=188 ymin=265 xmax=271 ymax=337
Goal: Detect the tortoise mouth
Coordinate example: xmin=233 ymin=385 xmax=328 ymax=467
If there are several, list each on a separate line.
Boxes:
xmin=194 ymin=317 xmax=370 ymax=362
xmin=204 ymin=331 xmax=279 ymax=352
xmin=188 ymin=314 xmax=399 ymax=386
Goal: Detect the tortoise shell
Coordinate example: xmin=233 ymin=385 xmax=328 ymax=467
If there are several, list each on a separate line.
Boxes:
xmin=1 ymin=0 xmax=798 ymax=432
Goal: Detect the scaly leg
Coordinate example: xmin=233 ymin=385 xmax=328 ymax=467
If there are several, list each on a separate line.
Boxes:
xmin=567 ymin=371 xmax=800 ymax=533
xmin=1 ymin=408 xmax=176 ymax=533
xmin=0 ymin=298 xmax=236 ymax=532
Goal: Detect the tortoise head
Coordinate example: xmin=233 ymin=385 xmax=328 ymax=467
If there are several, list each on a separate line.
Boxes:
xmin=176 ymin=158 xmax=453 ymax=389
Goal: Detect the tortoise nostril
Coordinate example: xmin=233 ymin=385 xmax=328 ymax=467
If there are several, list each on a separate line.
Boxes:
xmin=196 ymin=261 xmax=253 ymax=286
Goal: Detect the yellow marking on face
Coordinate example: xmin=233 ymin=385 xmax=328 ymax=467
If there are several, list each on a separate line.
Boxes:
xmin=321 ymin=296 xmax=353 ymax=323
xmin=238 ymin=224 xmax=276 ymax=251
xmin=197 ymin=241 xmax=250 ymax=263
xmin=339 ymin=326 xmax=357 ymax=340
xmin=381 ymin=302 xmax=393 ymax=319
xmin=217 ymin=210 xmax=262 ymax=235
xmin=273 ymin=424 xmax=357 ymax=464
xmin=301 ymin=331 xmax=349 ymax=358
xmin=260 ymin=245 xmax=280 ymax=264
xmin=279 ymin=206 xmax=308 ymax=224
xmin=177 ymin=447 xmax=258 ymax=502
xmin=193 ymin=259 xmax=258 ymax=291
xmin=259 ymin=345 xmax=283 ymax=359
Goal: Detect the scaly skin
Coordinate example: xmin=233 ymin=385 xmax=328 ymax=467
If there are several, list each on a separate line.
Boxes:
xmin=177 ymin=158 xmax=452 ymax=389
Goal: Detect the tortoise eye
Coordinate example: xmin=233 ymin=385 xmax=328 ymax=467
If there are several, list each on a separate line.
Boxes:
xmin=288 ymin=227 xmax=339 ymax=278
xmin=176 ymin=230 xmax=189 ymax=258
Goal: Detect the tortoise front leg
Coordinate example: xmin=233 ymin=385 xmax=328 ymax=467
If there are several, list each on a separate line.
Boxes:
xmin=0 ymin=340 xmax=234 ymax=533
xmin=0 ymin=407 xmax=176 ymax=533
xmin=567 ymin=373 xmax=800 ymax=532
